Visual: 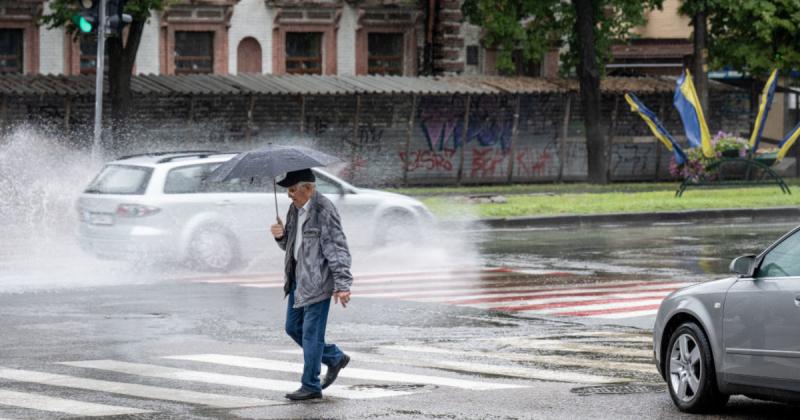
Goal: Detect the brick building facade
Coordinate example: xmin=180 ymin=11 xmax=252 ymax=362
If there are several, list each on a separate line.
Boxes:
xmin=2 ymin=0 xmax=535 ymax=78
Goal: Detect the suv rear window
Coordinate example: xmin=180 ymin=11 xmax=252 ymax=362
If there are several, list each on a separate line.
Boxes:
xmin=85 ymin=165 xmax=153 ymax=195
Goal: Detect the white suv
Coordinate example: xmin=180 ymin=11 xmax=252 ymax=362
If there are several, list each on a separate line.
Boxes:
xmin=77 ymin=151 xmax=435 ymax=271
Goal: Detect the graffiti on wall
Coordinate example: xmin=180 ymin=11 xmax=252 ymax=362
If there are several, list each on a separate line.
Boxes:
xmin=468 ymin=141 xmax=558 ymax=179
xmin=611 ymin=144 xmax=653 ymax=177
xmin=338 ymin=121 xmax=386 ymax=180
xmin=306 ymin=116 xmax=329 ymax=136
xmin=399 ymin=142 xmax=560 ymax=179
xmin=399 ymin=149 xmax=457 ymax=173
xmin=419 ymin=96 xmax=516 ymax=152
xmin=346 ymin=123 xmax=384 ymax=151
xmin=514 ymin=144 xmax=556 ymax=178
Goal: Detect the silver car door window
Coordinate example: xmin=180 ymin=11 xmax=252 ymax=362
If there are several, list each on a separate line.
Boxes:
xmin=758 ymin=231 xmax=800 ymax=278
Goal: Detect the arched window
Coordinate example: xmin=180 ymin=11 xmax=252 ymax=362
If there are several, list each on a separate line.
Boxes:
xmin=237 ymin=37 xmax=262 ymax=74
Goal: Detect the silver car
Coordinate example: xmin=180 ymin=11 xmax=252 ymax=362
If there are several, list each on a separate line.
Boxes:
xmin=653 ymin=225 xmax=800 ymax=412
xmin=77 ymin=151 xmax=434 ymax=271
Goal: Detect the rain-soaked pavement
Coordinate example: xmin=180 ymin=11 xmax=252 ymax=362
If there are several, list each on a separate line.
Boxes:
xmin=1 ymin=219 xmax=799 ymax=419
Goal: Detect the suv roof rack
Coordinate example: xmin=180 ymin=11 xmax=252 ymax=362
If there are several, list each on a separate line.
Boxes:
xmin=115 ymin=150 xmax=223 ymax=161
xmin=156 ymin=152 xmax=234 ymax=164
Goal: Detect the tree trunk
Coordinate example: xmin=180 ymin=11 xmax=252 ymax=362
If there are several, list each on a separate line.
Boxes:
xmin=692 ymin=9 xmax=708 ymax=114
xmin=107 ymin=19 xmax=145 ymax=152
xmin=573 ymin=0 xmax=607 ymax=184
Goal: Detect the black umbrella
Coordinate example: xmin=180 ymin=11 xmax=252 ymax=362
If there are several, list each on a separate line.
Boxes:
xmin=207 ymin=144 xmax=342 ymax=221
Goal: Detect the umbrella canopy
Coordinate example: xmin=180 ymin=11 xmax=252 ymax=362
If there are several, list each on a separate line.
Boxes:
xmin=205 ymin=144 xmax=342 ymax=223
xmin=207 ymin=144 xmax=341 ymax=183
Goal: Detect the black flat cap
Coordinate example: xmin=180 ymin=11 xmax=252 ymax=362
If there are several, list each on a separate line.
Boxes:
xmin=277 ymin=168 xmax=316 ymax=187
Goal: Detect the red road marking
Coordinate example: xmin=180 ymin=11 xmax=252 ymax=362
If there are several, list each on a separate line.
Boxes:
xmin=179 ymin=267 xmax=512 ymax=284
xmin=490 ymin=294 xmax=669 ymax=312
xmin=354 ymin=280 xmax=684 ymax=298
xmin=553 ymin=304 xmax=662 ymax=317
xmin=445 ymin=287 xmax=680 ymax=306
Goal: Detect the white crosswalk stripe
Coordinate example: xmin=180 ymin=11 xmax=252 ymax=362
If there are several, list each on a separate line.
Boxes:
xmin=0 ymin=390 xmax=151 ymax=416
xmin=178 ymin=267 xmax=692 ymax=320
xmin=59 ymin=360 xmax=414 ymax=400
xmin=0 ymin=367 xmax=276 ymax=408
xmin=381 ymin=345 xmax=657 ymax=375
xmin=367 ymin=333 xmax=659 ymax=382
xmin=0 ymin=336 xmax=658 ymax=418
xmin=163 ymin=354 xmax=525 ymax=390
xmin=488 ymin=337 xmax=652 ymax=359
xmin=275 ymin=349 xmax=626 ymax=384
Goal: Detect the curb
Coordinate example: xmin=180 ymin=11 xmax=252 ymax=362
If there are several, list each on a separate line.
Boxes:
xmin=439 ymin=206 xmax=800 ymax=229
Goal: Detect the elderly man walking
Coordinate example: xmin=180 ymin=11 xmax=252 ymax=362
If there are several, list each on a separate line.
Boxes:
xmin=270 ymin=168 xmax=352 ymax=401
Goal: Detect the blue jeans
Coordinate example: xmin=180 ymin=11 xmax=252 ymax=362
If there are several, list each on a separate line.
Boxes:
xmin=285 ymin=284 xmax=345 ymax=392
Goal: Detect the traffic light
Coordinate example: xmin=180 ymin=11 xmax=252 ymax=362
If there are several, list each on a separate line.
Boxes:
xmin=106 ymin=0 xmax=132 ymax=36
xmin=72 ymin=0 xmax=98 ymax=34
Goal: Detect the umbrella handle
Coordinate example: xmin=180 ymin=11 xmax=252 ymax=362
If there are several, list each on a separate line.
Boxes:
xmin=273 ymin=178 xmax=281 ymax=224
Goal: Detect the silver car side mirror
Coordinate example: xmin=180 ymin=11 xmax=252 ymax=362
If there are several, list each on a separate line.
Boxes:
xmin=730 ymin=255 xmax=756 ymax=277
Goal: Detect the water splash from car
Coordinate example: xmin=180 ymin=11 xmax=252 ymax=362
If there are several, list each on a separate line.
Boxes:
xmin=0 ymin=127 xmax=489 ymax=292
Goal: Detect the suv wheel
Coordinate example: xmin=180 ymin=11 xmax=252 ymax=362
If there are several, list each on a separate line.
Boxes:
xmin=666 ymin=322 xmax=729 ymax=413
xmin=188 ymin=225 xmax=239 ymax=272
xmin=375 ymin=210 xmax=418 ymax=245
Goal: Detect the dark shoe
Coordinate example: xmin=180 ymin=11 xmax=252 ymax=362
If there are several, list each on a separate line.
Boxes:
xmin=322 ymin=354 xmax=350 ymax=390
xmin=285 ymin=387 xmax=322 ymax=401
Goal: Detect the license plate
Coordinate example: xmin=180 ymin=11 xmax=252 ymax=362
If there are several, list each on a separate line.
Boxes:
xmin=89 ymin=212 xmax=114 ymax=225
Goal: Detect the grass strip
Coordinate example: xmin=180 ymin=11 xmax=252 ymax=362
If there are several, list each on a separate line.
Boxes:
xmin=418 ymin=185 xmax=800 ymax=219
xmin=388 ymin=179 xmax=800 ymax=197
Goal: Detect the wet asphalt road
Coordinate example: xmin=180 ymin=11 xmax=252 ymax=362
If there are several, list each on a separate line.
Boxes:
xmin=0 ymin=220 xmax=799 ymax=419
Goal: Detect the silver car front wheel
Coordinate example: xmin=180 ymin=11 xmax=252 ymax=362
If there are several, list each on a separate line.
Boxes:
xmin=189 ymin=226 xmax=238 ymax=272
xmin=669 ymin=333 xmax=702 ymax=402
xmin=665 ymin=322 xmax=728 ymax=413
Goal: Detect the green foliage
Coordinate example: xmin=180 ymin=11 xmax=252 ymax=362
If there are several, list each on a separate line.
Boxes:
xmin=40 ymin=0 xmax=170 ymax=35
xmin=680 ymin=0 xmax=800 ymax=76
xmin=462 ymin=0 xmax=664 ymax=75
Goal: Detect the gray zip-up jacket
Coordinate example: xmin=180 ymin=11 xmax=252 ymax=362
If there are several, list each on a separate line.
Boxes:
xmin=276 ymin=190 xmax=353 ymax=308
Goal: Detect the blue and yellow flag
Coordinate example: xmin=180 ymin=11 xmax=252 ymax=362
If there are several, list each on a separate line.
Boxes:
xmin=749 ymin=69 xmax=778 ymax=152
xmin=625 ymin=93 xmax=687 ymax=165
xmin=776 ymin=121 xmax=800 ymax=162
xmin=674 ymin=70 xmax=714 ymax=158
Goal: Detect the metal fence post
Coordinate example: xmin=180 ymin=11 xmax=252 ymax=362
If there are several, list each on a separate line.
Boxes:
xmin=456 ymin=95 xmax=471 ymax=185
xmin=506 ymin=95 xmax=520 ymax=184
xmin=403 ymin=94 xmax=417 ymax=186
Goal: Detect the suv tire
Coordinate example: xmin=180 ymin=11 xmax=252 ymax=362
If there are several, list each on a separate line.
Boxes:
xmin=374 ymin=210 xmax=418 ymax=246
xmin=188 ymin=225 xmax=239 ymax=272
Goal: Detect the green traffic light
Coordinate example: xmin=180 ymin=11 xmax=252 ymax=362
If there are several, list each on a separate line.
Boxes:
xmin=78 ymin=16 xmax=93 ymax=33
xmin=71 ymin=14 xmax=93 ymax=33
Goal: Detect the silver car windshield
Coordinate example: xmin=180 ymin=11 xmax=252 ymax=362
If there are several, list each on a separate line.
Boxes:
xmin=84 ymin=165 xmax=153 ymax=195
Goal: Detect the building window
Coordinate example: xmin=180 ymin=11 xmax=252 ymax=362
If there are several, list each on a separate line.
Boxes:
xmin=174 ymin=31 xmax=214 ymax=74
xmin=237 ymin=37 xmax=262 ymax=74
xmin=466 ymin=45 xmax=479 ymax=66
xmin=367 ymin=33 xmax=403 ymax=75
xmin=79 ymin=36 xmax=108 ymax=74
xmin=285 ymin=32 xmax=322 ymax=75
xmin=512 ymin=50 xmax=541 ymax=77
xmin=0 ymin=28 xmax=23 ymax=74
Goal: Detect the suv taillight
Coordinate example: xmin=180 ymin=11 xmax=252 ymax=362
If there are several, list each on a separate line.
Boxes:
xmin=116 ymin=204 xmax=160 ymax=217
